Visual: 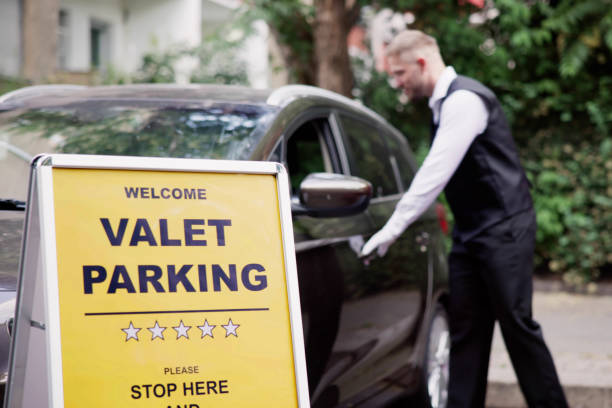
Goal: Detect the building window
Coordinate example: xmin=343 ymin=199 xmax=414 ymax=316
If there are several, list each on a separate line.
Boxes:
xmin=57 ymin=9 xmax=69 ymax=70
xmin=90 ymin=19 xmax=110 ymax=70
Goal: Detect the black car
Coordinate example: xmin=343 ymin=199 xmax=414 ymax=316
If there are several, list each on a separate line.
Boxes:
xmin=0 ymin=84 xmax=450 ymax=407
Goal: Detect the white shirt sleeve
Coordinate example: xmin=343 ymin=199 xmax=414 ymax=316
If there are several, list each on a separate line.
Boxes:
xmin=381 ymin=90 xmax=489 ymax=239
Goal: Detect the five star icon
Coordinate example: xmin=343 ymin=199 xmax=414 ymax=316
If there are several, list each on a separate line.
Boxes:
xmin=148 ymin=321 xmax=166 ymax=341
xmin=120 ymin=318 xmax=242 ymax=341
xmin=173 ymin=320 xmax=191 ymax=340
xmin=122 ymin=321 xmax=141 ymax=342
xmin=222 ymin=318 xmax=240 ymax=337
xmin=198 ymin=320 xmax=216 ymax=338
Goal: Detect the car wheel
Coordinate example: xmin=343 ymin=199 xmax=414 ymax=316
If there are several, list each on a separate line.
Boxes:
xmin=424 ymin=305 xmax=450 ymax=408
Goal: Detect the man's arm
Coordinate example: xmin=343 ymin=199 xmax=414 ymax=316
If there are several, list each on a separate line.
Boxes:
xmin=361 ymin=90 xmax=488 ymax=257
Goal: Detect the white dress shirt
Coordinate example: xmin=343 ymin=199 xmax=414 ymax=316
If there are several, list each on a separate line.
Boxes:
xmin=372 ymin=67 xmax=489 ymax=246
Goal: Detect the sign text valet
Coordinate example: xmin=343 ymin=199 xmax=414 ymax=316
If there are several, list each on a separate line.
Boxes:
xmin=5 ymin=154 xmax=309 ymax=408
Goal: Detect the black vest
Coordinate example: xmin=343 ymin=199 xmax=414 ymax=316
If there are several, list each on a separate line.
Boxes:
xmin=432 ymin=75 xmax=533 ymax=241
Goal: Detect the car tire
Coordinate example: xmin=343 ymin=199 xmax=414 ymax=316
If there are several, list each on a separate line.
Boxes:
xmin=422 ymin=304 xmax=450 ymax=408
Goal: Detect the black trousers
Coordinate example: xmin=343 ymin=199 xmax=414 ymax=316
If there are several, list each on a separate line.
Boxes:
xmin=447 ymin=209 xmax=568 ymax=408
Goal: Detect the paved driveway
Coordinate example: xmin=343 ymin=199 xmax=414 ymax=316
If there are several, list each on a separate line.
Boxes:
xmin=487 ymin=289 xmax=612 ymax=407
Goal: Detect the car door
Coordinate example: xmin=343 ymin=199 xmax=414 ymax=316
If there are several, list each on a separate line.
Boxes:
xmin=321 ymin=112 xmax=430 ymax=406
xmin=278 ymin=111 xmax=376 ymax=404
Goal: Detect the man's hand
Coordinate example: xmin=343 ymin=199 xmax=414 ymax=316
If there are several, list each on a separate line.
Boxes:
xmin=360 ymin=229 xmax=397 ymax=258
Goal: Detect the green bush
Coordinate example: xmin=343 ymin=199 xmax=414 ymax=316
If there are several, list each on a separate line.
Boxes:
xmin=0 ymin=76 xmax=29 ymax=96
xmin=524 ymin=133 xmax=612 ymax=284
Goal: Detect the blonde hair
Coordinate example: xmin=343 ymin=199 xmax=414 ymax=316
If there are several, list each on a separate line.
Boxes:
xmin=386 ymin=30 xmax=442 ymax=62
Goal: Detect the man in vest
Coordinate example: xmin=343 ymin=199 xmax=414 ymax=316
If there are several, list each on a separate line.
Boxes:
xmin=361 ymin=30 xmax=568 ymax=407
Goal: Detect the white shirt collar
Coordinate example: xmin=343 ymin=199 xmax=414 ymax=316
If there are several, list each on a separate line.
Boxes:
xmin=428 ymin=66 xmax=457 ymax=110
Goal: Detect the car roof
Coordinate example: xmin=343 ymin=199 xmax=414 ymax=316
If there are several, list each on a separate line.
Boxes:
xmin=0 ymin=84 xmax=273 ymax=108
xmin=0 ymin=83 xmax=388 ymax=124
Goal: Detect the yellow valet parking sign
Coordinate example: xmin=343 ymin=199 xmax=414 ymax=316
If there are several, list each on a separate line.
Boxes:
xmin=6 ymin=155 xmax=309 ymax=408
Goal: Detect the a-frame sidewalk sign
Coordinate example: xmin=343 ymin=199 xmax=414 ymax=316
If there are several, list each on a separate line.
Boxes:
xmin=5 ymin=154 xmax=309 ymax=408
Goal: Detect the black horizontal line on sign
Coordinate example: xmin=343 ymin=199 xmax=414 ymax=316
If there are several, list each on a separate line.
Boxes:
xmin=84 ymin=308 xmax=270 ymax=316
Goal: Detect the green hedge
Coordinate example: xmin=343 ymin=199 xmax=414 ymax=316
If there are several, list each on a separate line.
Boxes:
xmin=523 ymin=133 xmax=612 ymax=284
xmin=0 ymin=76 xmax=29 ymax=96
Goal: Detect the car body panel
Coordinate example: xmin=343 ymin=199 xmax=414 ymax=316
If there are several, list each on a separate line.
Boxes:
xmin=0 ymin=84 xmax=448 ymax=407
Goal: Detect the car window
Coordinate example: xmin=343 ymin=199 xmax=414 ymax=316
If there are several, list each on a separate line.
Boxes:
xmin=0 ymin=102 xmax=277 ymax=202
xmin=380 ymin=128 xmax=416 ymax=191
xmin=285 ymin=119 xmax=338 ymax=194
xmin=337 ymin=114 xmax=398 ymax=197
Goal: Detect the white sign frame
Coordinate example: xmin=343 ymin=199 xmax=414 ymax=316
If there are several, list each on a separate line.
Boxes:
xmin=5 ymin=154 xmax=309 ymax=408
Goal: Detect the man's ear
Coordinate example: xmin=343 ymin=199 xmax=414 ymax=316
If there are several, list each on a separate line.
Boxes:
xmin=416 ymin=57 xmax=426 ymax=70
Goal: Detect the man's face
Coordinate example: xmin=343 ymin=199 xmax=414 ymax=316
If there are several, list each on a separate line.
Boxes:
xmin=387 ymin=54 xmax=426 ymax=101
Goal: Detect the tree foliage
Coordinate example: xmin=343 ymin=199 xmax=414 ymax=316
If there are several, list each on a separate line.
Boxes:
xmin=247 ymin=0 xmax=316 ymax=84
xmin=120 ymin=16 xmax=251 ymax=86
xmin=486 ymin=0 xmax=612 ymax=142
xmin=475 ymin=1 xmax=612 ymax=284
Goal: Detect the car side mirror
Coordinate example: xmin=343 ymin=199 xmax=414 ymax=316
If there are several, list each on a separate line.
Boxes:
xmin=291 ymin=173 xmax=372 ymax=218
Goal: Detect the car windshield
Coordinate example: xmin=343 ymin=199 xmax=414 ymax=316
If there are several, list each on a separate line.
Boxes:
xmin=0 ymin=100 xmax=277 ymax=280
xmin=0 ymin=100 xmax=278 ymax=202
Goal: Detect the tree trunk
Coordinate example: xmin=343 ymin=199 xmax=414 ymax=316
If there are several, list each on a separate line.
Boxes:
xmin=313 ymin=0 xmax=354 ymax=97
xmin=22 ymin=0 xmax=59 ymax=83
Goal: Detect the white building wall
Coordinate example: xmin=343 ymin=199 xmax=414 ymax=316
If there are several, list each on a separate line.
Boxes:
xmin=1 ymin=0 xmax=270 ymax=87
xmin=243 ymin=20 xmax=270 ymax=89
xmin=124 ymin=0 xmax=201 ymax=73
xmin=58 ymin=0 xmax=199 ymax=75
xmin=201 ymin=0 xmax=238 ymax=35
xmin=60 ymin=0 xmax=124 ymax=72
xmin=0 ymin=0 xmax=21 ymax=77
xmin=200 ymin=1 xmax=270 ymax=88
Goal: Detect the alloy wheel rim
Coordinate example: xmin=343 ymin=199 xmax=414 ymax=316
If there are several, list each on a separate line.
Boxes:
xmin=426 ymin=313 xmax=449 ymax=408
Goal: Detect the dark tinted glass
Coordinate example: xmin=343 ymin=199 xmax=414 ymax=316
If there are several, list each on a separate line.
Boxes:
xmin=380 ymin=129 xmax=416 ymax=191
xmin=286 ymin=121 xmax=334 ymax=193
xmin=338 ymin=115 xmax=398 ymax=197
xmin=0 ymin=101 xmax=277 ymax=201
